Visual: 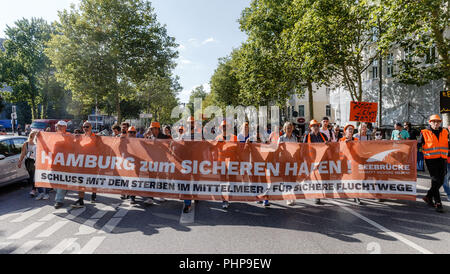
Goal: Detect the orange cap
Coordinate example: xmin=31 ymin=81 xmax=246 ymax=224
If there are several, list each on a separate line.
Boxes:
xmin=429 ymin=114 xmax=442 ymax=122
xmin=309 ymin=120 xmax=320 ymax=128
xmin=128 ymin=126 xmax=136 ymax=132
xmin=150 ymin=122 xmax=160 ymax=128
xmin=187 ymin=116 xmax=195 ymax=122
xmin=179 ymin=126 xmax=185 ymax=131
xmin=344 ymin=124 xmax=355 ymax=132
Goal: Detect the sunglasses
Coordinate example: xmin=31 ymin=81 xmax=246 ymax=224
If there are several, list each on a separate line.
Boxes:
xmin=128 ymin=131 xmax=137 ymax=134
xmin=83 ymin=126 xmax=91 ymax=128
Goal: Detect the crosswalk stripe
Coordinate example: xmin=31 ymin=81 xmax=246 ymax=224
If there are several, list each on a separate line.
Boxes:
xmin=10 ymin=208 xmax=42 ymax=223
xmin=76 ymin=219 xmax=101 ymax=235
xmin=36 ymin=220 xmax=69 ymax=238
xmin=76 ymin=236 xmax=106 ymax=254
xmin=98 ymin=218 xmax=122 ymax=234
xmin=8 ymin=222 xmax=46 ymax=240
xmin=0 ymin=207 xmax=31 ymax=221
xmin=10 ymin=240 xmax=42 ymax=254
xmin=0 ymin=242 xmax=13 ymax=250
xmin=38 ymin=209 xmax=68 ymax=222
xmin=48 ymin=238 xmax=79 ymax=254
xmin=180 ymin=204 xmax=195 ymax=224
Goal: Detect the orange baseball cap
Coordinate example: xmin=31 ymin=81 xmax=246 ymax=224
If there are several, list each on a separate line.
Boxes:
xmin=128 ymin=126 xmax=136 ymax=132
xmin=150 ymin=122 xmax=160 ymax=128
xmin=429 ymin=114 xmax=442 ymax=122
xmin=344 ymin=124 xmax=355 ymax=132
xmin=309 ymin=120 xmax=320 ymax=128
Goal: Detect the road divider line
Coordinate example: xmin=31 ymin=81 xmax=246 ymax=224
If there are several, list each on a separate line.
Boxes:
xmin=8 ymin=222 xmax=46 ymax=240
xmin=10 ymin=240 xmax=42 ymax=254
xmin=331 ymin=200 xmax=433 ymax=254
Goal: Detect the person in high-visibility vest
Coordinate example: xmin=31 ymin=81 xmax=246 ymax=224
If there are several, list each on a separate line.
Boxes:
xmin=419 ymin=114 xmax=448 ymax=213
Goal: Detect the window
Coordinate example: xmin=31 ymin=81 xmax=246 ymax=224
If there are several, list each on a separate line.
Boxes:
xmin=11 ymin=138 xmax=26 ymax=155
xmin=0 ymin=140 xmax=12 ymax=157
xmin=387 ymin=53 xmax=394 ymax=77
xmin=372 ymin=60 xmax=378 ymax=79
xmin=326 ymin=105 xmax=331 ymax=117
xmin=298 ymin=105 xmax=305 ymax=117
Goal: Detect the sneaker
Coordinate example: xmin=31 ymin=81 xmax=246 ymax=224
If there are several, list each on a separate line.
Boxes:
xmin=315 ymin=199 xmax=323 ymax=205
xmin=354 ymin=198 xmax=363 ymax=205
xmin=286 ymin=200 xmax=295 ymax=206
xmin=256 ymin=201 xmax=263 ymax=204
xmin=183 ymin=204 xmax=191 ymax=213
xmin=91 ymin=193 xmax=97 ymax=203
xmin=35 ymin=193 xmax=44 ymax=200
xmin=436 ymin=203 xmax=444 ymax=213
xmin=264 ymin=200 xmax=271 ymax=207
xmin=120 ymin=195 xmax=127 ymax=200
xmin=222 ymin=201 xmax=229 ymax=209
xmin=71 ymin=199 xmax=85 ymax=208
xmin=144 ymin=198 xmax=154 ymax=205
xmin=42 ymin=194 xmax=50 ymax=200
xmin=158 ymin=197 xmax=166 ymax=202
xmin=422 ymin=196 xmax=435 ymax=207
xmin=29 ymin=190 xmax=36 ymax=198
xmin=54 ymin=202 xmax=64 ymax=209
xmin=130 ymin=196 xmax=136 ymax=204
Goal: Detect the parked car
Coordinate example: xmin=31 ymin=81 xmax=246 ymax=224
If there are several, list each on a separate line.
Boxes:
xmin=0 ymin=136 xmax=29 ymax=186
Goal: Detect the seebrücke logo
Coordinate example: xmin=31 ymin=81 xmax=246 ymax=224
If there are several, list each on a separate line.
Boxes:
xmin=366 ymin=149 xmax=400 ymax=163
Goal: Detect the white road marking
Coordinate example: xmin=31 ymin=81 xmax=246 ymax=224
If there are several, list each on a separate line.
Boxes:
xmin=76 ymin=219 xmax=101 ymax=235
xmin=8 ymin=222 xmax=46 ymax=240
xmin=10 ymin=208 xmax=42 ymax=223
xmin=98 ymin=206 xmax=129 ymax=234
xmin=38 ymin=209 xmax=68 ymax=222
xmin=0 ymin=207 xmax=31 ymax=221
xmin=76 ymin=236 xmax=106 ymax=254
xmin=36 ymin=221 xmax=69 ymax=238
xmin=331 ymin=200 xmax=433 ymax=254
xmin=48 ymin=238 xmax=78 ymax=254
xmin=10 ymin=240 xmax=42 ymax=254
xmin=179 ymin=203 xmax=195 ymax=224
xmin=0 ymin=242 xmax=13 ymax=250
xmin=35 ymin=207 xmax=85 ymax=237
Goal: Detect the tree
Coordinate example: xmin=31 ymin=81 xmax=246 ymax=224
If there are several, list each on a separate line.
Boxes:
xmin=235 ymin=0 xmax=300 ymax=107
xmin=0 ymin=18 xmax=55 ymax=120
xmin=46 ymin=0 xmax=178 ymax=123
xmin=209 ymin=54 xmax=241 ymax=109
xmin=187 ymin=85 xmax=208 ymax=115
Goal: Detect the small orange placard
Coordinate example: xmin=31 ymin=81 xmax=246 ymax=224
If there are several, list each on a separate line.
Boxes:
xmin=349 ymin=101 xmax=378 ymax=123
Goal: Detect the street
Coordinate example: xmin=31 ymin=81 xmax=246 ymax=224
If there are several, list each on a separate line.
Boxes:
xmin=0 ymin=172 xmax=449 ymax=254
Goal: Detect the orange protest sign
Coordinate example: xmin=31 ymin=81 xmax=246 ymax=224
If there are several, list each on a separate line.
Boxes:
xmin=35 ymin=132 xmax=417 ymax=201
xmin=349 ymin=101 xmax=378 ymax=123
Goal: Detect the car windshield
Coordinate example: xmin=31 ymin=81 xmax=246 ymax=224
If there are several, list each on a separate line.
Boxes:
xmin=31 ymin=122 xmax=48 ymax=129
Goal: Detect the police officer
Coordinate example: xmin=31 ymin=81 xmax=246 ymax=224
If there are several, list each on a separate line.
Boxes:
xmin=419 ymin=114 xmax=448 ymax=213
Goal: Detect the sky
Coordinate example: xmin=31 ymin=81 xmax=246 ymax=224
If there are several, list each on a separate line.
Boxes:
xmin=0 ymin=0 xmax=251 ymax=103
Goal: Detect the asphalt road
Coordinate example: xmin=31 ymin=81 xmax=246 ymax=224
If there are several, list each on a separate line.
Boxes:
xmin=0 ymin=172 xmax=449 ymax=254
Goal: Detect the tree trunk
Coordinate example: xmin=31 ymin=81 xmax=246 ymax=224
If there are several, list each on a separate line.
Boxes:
xmin=307 ymin=80 xmax=314 ymax=120
xmin=116 ymin=90 xmax=121 ymax=123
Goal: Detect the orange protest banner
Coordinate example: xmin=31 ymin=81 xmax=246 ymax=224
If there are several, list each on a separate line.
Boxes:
xmin=35 ymin=132 xmax=417 ymax=201
xmin=349 ymin=101 xmax=378 ymax=123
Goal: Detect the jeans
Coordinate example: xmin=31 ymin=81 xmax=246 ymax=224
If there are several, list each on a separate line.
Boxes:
xmin=417 ymin=151 xmax=425 ymax=171
xmin=443 ymin=163 xmax=450 ymax=198
xmin=184 ymin=200 xmax=191 ymax=206
xmin=55 ymin=189 xmax=68 ymax=203
xmin=38 ymin=187 xmax=49 ymax=194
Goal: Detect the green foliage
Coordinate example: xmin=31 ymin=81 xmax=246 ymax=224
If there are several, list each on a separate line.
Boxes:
xmin=209 ymin=54 xmax=241 ymax=108
xmin=0 ymin=18 xmax=55 ymax=119
xmin=379 ymin=0 xmax=449 ymax=87
xmin=46 ymin=0 xmax=178 ymax=122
